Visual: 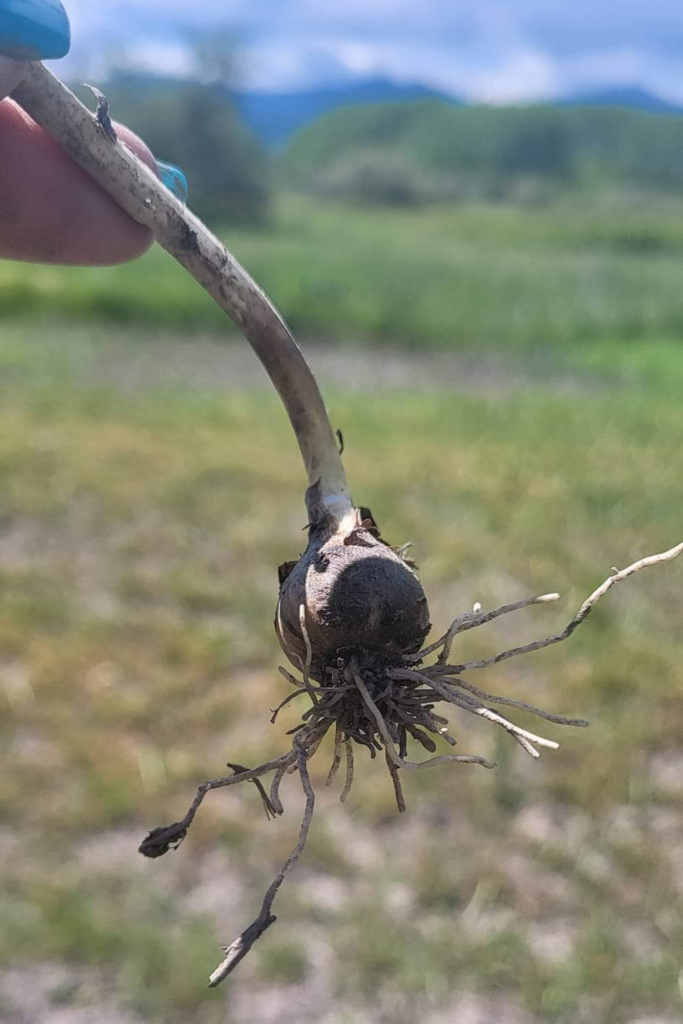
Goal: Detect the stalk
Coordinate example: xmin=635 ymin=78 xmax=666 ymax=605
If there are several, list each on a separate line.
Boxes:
xmin=12 ymin=60 xmax=429 ymax=676
xmin=12 ymin=61 xmax=353 ymax=528
xmin=0 ymin=56 xmax=28 ymax=97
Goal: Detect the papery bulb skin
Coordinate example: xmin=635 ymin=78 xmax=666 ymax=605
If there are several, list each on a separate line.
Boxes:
xmin=276 ymin=512 xmax=430 ymax=681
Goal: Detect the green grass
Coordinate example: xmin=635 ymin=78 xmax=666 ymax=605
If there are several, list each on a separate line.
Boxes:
xmin=1 ymin=878 xmax=222 ymax=1019
xmin=4 ymin=195 xmax=683 ymax=362
xmin=0 ymin=326 xmax=681 ymax=1022
xmin=279 ymin=98 xmax=683 ymax=198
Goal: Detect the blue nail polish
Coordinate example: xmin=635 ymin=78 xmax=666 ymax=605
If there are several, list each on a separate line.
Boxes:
xmin=158 ymin=161 xmax=189 ymax=204
xmin=0 ymin=0 xmax=71 ymax=61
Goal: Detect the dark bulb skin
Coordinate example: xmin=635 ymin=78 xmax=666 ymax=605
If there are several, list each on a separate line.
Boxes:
xmin=0 ymin=97 xmax=156 ymax=265
xmin=277 ymin=522 xmax=431 ymax=681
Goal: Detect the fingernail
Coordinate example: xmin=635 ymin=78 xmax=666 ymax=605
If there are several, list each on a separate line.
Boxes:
xmin=0 ymin=0 xmax=71 ymax=61
xmin=158 ymin=161 xmax=189 ymax=204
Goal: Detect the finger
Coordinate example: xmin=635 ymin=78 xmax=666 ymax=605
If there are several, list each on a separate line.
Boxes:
xmin=0 ymin=97 xmax=157 ymax=265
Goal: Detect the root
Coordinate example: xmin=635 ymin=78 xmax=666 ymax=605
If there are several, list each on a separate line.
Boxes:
xmin=269 ymin=687 xmax=309 ymax=724
xmin=139 ymin=542 xmax=681 ymax=986
xmin=351 ymin=668 xmax=495 ymax=774
xmin=406 ymin=592 xmax=560 ymax=665
xmin=422 ymin=542 xmax=683 ymax=676
xmin=269 ymin=764 xmax=288 ymax=816
xmin=325 ymin=722 xmax=344 ymax=787
xmin=226 ymin=763 xmax=281 ymax=820
xmin=209 ymin=737 xmax=316 ymax=987
xmin=297 ymin=604 xmax=318 ymax=705
xmin=385 ymin=749 xmax=406 ymax=813
xmin=138 ymin=749 xmax=301 ymax=859
xmin=340 ymin=739 xmax=354 ymax=803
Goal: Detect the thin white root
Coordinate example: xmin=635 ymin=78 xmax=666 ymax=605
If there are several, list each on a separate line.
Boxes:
xmin=425 ymin=675 xmax=558 ymax=759
xmin=208 ymin=738 xmax=315 ymax=988
xmin=473 ymin=706 xmax=558 ymax=750
xmin=408 ymin=592 xmax=560 ymax=664
xmin=430 ymin=543 xmax=683 ymax=675
xmin=297 ymin=604 xmax=318 ymax=703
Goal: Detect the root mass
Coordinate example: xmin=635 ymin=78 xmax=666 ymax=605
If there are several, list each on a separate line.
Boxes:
xmin=141 ymin=524 xmax=680 ymax=989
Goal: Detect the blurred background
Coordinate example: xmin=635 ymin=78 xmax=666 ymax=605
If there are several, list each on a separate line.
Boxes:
xmin=1 ymin=2 xmax=683 ymax=1023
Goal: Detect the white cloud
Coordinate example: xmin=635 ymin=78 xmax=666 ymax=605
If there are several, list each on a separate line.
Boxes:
xmin=465 ymin=50 xmax=559 ymax=104
xmin=57 ymin=0 xmax=683 ymax=104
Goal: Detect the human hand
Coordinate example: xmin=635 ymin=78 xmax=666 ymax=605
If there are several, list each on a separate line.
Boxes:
xmin=0 ymin=0 xmax=187 ymax=266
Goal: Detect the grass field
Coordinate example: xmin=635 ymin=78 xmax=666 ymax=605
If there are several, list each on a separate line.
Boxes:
xmin=4 ymin=194 xmax=683 ymax=364
xmin=0 ymin=314 xmax=682 ymax=1023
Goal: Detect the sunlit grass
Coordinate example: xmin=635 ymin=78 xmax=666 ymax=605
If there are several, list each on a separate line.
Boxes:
xmin=3 ymin=195 xmax=683 ymax=359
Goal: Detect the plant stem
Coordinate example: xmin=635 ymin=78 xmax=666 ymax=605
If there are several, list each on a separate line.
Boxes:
xmin=12 ymin=62 xmax=353 ymax=524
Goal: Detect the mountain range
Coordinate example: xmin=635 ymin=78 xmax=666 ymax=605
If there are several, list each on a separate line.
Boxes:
xmin=233 ymin=79 xmax=683 ymax=146
xmin=235 ymin=78 xmax=458 ymax=146
xmin=555 ymin=85 xmax=683 ymax=115
xmin=97 ymin=72 xmax=683 ymax=148
xmin=233 ymin=78 xmax=458 ymax=146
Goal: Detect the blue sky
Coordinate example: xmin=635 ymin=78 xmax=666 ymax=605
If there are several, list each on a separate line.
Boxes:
xmin=62 ymin=1 xmax=683 ymax=102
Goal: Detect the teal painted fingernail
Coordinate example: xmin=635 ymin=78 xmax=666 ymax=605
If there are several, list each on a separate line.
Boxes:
xmin=0 ymin=0 xmax=71 ymax=60
xmin=158 ymin=161 xmax=188 ymax=203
